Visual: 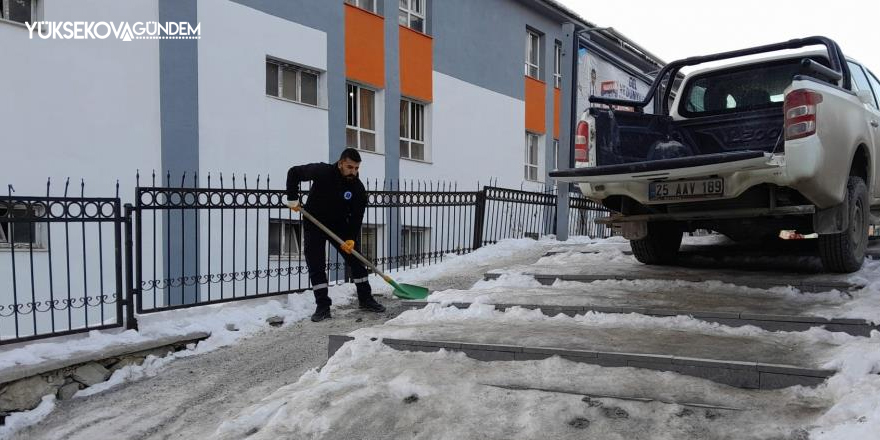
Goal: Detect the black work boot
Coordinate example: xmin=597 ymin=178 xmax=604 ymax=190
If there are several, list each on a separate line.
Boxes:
xmin=358 ymin=296 xmax=386 ymax=313
xmin=311 ymin=307 xmax=332 ymax=322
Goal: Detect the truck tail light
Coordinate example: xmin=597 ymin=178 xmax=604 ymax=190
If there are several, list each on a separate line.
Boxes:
xmin=575 ymin=120 xmax=590 ymax=163
xmin=784 ymin=89 xmax=823 ymax=141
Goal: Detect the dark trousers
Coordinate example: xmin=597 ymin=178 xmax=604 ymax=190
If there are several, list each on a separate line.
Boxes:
xmin=303 ymin=225 xmax=371 ymax=310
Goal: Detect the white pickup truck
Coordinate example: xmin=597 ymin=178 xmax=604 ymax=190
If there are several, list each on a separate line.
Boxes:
xmin=551 ymin=37 xmax=880 ymax=272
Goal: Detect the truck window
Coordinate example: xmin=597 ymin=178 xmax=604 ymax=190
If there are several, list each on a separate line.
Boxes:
xmin=848 ymin=62 xmax=879 ymax=110
xmin=867 ymin=70 xmax=880 ymax=110
xmin=679 ymin=57 xmax=828 ymax=117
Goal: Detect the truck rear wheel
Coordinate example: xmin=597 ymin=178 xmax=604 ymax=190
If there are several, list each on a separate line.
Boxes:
xmin=819 ymin=176 xmax=868 ymax=273
xmin=631 ymin=222 xmax=683 ymax=265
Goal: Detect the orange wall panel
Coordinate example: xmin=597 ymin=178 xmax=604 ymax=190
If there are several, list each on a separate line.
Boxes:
xmin=345 ymin=4 xmax=384 ymax=88
xmin=525 ymin=76 xmax=546 ymax=134
xmin=399 ymin=26 xmax=433 ymax=102
xmin=553 ymin=87 xmax=560 ymax=139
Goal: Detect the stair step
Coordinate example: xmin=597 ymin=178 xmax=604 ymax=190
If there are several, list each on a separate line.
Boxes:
xmin=401 ymin=301 xmax=877 ymax=336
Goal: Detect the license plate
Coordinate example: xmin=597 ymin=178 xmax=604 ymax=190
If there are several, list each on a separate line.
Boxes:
xmin=649 ymin=178 xmax=724 ymax=201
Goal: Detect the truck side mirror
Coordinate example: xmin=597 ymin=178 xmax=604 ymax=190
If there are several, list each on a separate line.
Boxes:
xmin=857 ymin=90 xmax=875 ymax=105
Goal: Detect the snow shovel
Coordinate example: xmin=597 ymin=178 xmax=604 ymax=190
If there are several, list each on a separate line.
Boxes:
xmin=294 ymin=206 xmax=430 ymax=300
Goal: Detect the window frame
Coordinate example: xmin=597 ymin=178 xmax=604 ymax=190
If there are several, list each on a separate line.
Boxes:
xmin=866 ymin=69 xmax=880 ymax=111
xmin=346 ymin=82 xmax=378 ymax=152
xmin=265 ymin=58 xmax=321 ymax=107
xmin=524 ymin=132 xmax=540 ymax=182
xmin=400 ymin=226 xmax=430 ymax=258
xmin=677 ymin=57 xmax=813 ymax=118
xmin=849 ymin=61 xmax=879 ymax=110
xmin=0 ymin=204 xmax=46 ymax=250
xmin=268 ymin=218 xmax=303 ymax=258
xmin=358 ymin=224 xmax=380 ymax=263
xmin=344 ymin=0 xmax=377 ymax=13
xmin=399 ymin=98 xmax=427 ymax=161
xmin=1 ymin=0 xmax=38 ymax=26
xmin=525 ymin=30 xmax=541 ymax=79
xmin=553 ymin=42 xmax=562 ymax=88
xmin=398 ymin=0 xmax=426 ymax=33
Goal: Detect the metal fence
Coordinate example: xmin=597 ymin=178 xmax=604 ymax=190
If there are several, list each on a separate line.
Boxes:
xmin=569 ymin=193 xmax=611 ymax=238
xmin=1 ymin=177 xmax=610 ymax=344
xmin=1 ymin=184 xmax=124 ymax=345
xmin=476 ymin=187 xmax=558 ymax=245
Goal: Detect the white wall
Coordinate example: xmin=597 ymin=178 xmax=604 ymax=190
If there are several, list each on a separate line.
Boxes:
xmin=399 ymin=71 xmax=545 ymax=192
xmin=0 ymin=0 xmax=162 ymax=197
xmin=1 ymin=0 xmax=162 ymax=339
xmin=197 ymin=0 xmax=330 ymax=186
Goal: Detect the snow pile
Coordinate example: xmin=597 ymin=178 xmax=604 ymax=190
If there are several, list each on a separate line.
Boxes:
xmin=429 ymin=276 xmax=850 ymax=314
xmin=211 ymin=313 xmax=880 ymax=439
xmin=0 ymin=396 xmax=56 ymax=439
xmin=373 ymin=236 xmax=599 ymax=293
xmin=212 ymin=339 xmax=823 ymax=440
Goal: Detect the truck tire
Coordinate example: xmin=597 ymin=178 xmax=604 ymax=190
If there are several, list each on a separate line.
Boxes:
xmin=819 ymin=176 xmax=868 ymax=273
xmin=631 ymin=222 xmax=683 ymax=265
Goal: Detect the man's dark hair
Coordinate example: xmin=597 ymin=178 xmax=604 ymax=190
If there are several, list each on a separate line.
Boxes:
xmin=339 ymin=148 xmax=362 ymax=163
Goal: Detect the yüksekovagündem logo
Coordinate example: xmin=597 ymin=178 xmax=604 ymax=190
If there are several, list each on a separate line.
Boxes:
xmin=25 ymin=21 xmax=201 ymax=41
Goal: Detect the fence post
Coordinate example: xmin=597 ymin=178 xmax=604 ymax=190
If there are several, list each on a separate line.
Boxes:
xmin=472 ymin=187 xmax=487 ymax=249
xmin=555 ymin=188 xmax=570 ymax=241
xmin=123 ymin=204 xmax=138 ymax=331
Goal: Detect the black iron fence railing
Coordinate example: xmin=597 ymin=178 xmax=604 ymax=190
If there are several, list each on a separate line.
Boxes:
xmin=1 ymin=177 xmax=610 ymax=344
xmin=1 ymin=190 xmax=123 ymax=345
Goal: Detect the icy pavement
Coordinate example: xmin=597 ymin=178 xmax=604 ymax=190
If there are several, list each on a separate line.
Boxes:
xmin=2 ymin=237 xmax=577 ymax=439
xmin=212 ymin=338 xmax=829 ymax=440
xmin=7 ymin=235 xmax=880 ymax=439
xmin=347 ymin=304 xmax=854 ymax=369
xmin=428 ymin=275 xmax=854 ymax=319
xmin=212 ymin=235 xmax=880 ymax=440
xmin=493 ymin=251 xmax=861 ymax=292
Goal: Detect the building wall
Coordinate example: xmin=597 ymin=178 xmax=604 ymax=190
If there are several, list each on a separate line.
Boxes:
xmin=399 ymin=72 xmax=527 ymax=189
xmin=0 ymin=0 xmax=163 ymax=337
xmin=427 ymin=0 xmax=570 ymax=190
xmin=230 ymin=0 xmax=347 ymax=164
xmin=0 ymin=0 xmax=162 ymax=197
xmin=197 ymin=0 xmax=330 ymax=182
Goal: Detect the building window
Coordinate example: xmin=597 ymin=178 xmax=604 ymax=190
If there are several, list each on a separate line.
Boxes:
xmin=401 ymin=226 xmax=429 ymax=260
xmin=269 ymin=219 xmax=302 ymax=257
xmin=525 ymin=132 xmax=540 ymax=181
xmin=344 ymin=0 xmax=376 ymax=13
xmin=525 ymin=30 xmax=540 ymax=79
xmin=400 ymin=99 xmax=426 ymax=161
xmin=347 ymin=83 xmax=377 ymax=152
xmin=1 ymin=0 xmax=35 ymax=24
xmin=0 ymin=204 xmax=44 ymax=249
xmin=359 ymin=225 xmax=379 ymax=263
xmin=398 ymin=0 xmax=425 ymax=33
xmin=266 ymin=58 xmax=320 ymax=106
xmin=553 ymin=42 xmax=562 ymax=88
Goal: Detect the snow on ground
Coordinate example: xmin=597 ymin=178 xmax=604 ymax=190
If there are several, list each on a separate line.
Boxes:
xmin=213 ymin=306 xmax=880 ymax=439
xmin=351 ymin=303 xmax=877 ymax=368
xmin=434 ymin=275 xmax=849 ymax=315
xmin=212 ymin=339 xmax=825 ymax=440
xmin=0 ymin=396 xmax=55 ymax=439
xmin=5 ymin=235 xmax=880 ymax=439
xmin=0 ymin=237 xmax=582 ymax=374
xmin=210 ymin=235 xmax=880 ymax=440
xmin=0 ymin=237 xmax=580 ymax=438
